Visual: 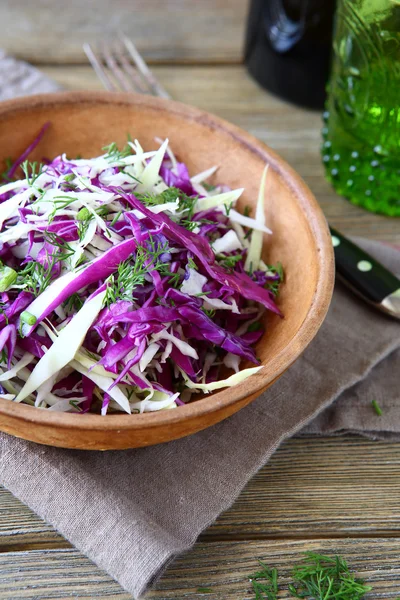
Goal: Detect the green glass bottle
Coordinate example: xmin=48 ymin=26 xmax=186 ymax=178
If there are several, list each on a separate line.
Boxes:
xmin=322 ymin=0 xmax=400 ymax=217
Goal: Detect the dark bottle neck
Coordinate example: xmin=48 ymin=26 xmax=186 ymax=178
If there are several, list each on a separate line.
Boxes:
xmin=245 ymin=0 xmax=336 ymax=110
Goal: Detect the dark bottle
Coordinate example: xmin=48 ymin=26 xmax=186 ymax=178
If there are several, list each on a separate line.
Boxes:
xmin=244 ymin=0 xmax=336 ymax=110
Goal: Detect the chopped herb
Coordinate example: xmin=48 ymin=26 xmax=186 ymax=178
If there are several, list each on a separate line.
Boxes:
xmin=126 ymin=388 xmax=136 ymax=401
xmin=110 ymin=210 xmax=123 ymax=227
xmin=288 ymin=552 xmax=372 ymax=600
xmin=218 ymin=253 xmax=243 ymax=270
xmin=194 ymin=291 xmax=211 ymax=297
xmin=264 ymin=262 xmax=284 ymax=296
xmin=203 ymin=182 xmax=217 ymax=192
xmin=187 ymin=257 xmax=198 ymax=271
xmin=0 ymin=302 xmax=9 ymax=325
xmin=249 ymin=561 xmax=279 ymax=600
xmin=96 ymin=205 xmax=110 ymax=218
xmin=0 ymin=157 xmax=13 ymax=183
xmin=137 ymin=187 xmax=198 ymax=220
xmin=244 ymin=205 xmax=251 ymax=217
xmin=167 ymin=271 xmax=181 ymax=288
xmin=16 ymin=255 xmax=65 ymax=297
xmin=21 ymin=161 xmax=44 ymax=186
xmin=63 ymin=293 xmax=84 ymax=313
xmin=248 ymin=553 xmax=372 ymax=600
xmin=103 ymin=141 xmax=132 ymax=162
xmin=248 ymin=321 xmax=262 ymax=333
xmin=372 ymin=399 xmax=383 ymax=416
xmin=84 ymin=349 xmax=100 ymax=362
xmin=69 ymin=399 xmax=82 ymax=411
xmin=104 ymin=234 xmax=176 ymax=306
xmin=64 ymin=173 xmax=75 ymax=182
xmin=0 ymin=348 xmax=7 ymax=364
xmin=224 ymin=201 xmax=234 ymax=216
xmin=202 ymin=307 xmax=216 ymax=318
xmin=43 ymin=232 xmax=76 ymax=263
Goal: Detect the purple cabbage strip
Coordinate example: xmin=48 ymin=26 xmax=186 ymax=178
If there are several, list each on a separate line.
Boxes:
xmin=18 ymin=334 xmax=50 ymax=358
xmin=113 ymin=189 xmax=281 ymax=315
xmin=0 ymin=291 xmax=34 ymax=327
xmin=24 ymin=237 xmax=139 ymax=336
xmin=0 ymin=324 xmax=17 ymax=369
xmin=179 ymin=305 xmax=258 ymax=364
xmin=112 ymin=305 xmax=181 ymax=325
xmin=159 ymin=162 xmax=195 ymax=196
xmin=7 ymin=122 xmax=51 ymax=180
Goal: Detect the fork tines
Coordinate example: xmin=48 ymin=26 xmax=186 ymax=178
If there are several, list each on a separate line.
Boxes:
xmin=83 ymin=36 xmax=170 ymax=98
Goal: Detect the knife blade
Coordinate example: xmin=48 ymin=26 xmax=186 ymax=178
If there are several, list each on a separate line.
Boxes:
xmin=330 ymin=227 xmax=400 ymax=319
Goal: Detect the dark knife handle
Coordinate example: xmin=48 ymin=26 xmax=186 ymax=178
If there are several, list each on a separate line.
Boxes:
xmin=330 ymin=227 xmax=400 ymax=304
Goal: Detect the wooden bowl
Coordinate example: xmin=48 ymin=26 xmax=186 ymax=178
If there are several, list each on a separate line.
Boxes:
xmin=0 ymin=92 xmax=334 ymax=450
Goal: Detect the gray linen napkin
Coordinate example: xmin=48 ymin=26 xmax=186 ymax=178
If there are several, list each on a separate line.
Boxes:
xmin=0 ymin=50 xmax=60 ymax=100
xmin=0 ymin=53 xmax=399 ymax=598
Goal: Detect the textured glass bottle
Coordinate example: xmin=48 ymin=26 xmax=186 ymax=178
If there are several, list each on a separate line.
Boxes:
xmin=322 ymin=0 xmax=400 ymax=216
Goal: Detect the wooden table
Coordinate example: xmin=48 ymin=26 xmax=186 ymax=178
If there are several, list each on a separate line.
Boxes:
xmin=0 ymin=2 xmax=399 ymax=598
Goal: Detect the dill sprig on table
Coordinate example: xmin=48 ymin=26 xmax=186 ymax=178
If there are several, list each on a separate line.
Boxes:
xmin=248 ymin=552 xmax=372 ymax=600
xmin=289 ymin=552 xmax=372 ymax=600
xmin=248 ymin=561 xmax=279 ymax=600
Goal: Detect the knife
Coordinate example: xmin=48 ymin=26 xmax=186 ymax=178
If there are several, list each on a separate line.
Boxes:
xmin=330 ymin=227 xmax=400 ymax=319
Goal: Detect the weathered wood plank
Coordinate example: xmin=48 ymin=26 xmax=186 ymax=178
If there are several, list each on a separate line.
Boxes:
xmin=40 ymin=65 xmax=400 ymax=243
xmin=0 ymin=538 xmax=399 ymax=599
xmin=1 ymin=436 xmax=400 ymax=551
xmin=0 ymin=0 xmax=247 ymax=65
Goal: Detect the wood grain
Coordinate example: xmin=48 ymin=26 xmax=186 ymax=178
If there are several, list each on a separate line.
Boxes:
xmin=0 ymin=539 xmax=399 ymax=599
xmin=0 ymin=0 xmax=247 ymax=65
xmin=1 ymin=436 xmax=400 ymax=552
xmin=41 ymin=65 xmax=400 ymax=244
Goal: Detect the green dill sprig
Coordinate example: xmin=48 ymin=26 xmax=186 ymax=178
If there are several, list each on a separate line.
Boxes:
xmin=249 ymin=561 xmax=279 ymax=600
xmin=218 ymin=253 xmax=243 ymax=270
xmin=202 ymin=307 xmax=216 ymax=319
xmin=247 ymin=321 xmax=262 ymax=333
xmin=289 ymin=552 xmax=372 ymax=600
xmin=43 ymin=232 xmax=76 ymax=261
xmin=137 ymin=187 xmax=198 ymax=221
xmin=0 ymin=348 xmax=7 ymax=364
xmin=21 ymin=161 xmax=44 ymax=186
xmin=224 ymin=201 xmax=234 ymax=216
xmin=104 ymin=235 xmax=179 ymax=306
xmin=187 ymin=257 xmax=198 ymax=271
xmin=264 ymin=262 xmax=284 ymax=296
xmin=42 ymin=196 xmax=78 ymax=224
xmin=203 ymin=182 xmax=217 ymax=192
xmin=15 ymin=234 xmax=79 ymax=297
xmin=0 ymin=157 xmax=13 ymax=183
xmin=102 ymin=141 xmax=133 ymax=162
xmin=16 ymin=261 xmax=54 ymax=297
xmin=248 ymin=553 xmax=372 ymax=600
xmin=63 ymin=293 xmax=84 ymax=313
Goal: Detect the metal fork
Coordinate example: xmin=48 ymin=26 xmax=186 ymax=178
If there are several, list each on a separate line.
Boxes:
xmin=83 ymin=36 xmax=170 ymax=99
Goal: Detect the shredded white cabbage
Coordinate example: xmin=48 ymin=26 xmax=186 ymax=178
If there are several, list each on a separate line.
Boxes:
xmin=245 ymin=165 xmax=269 ymax=272
xmin=15 ymin=289 xmax=107 ymax=403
